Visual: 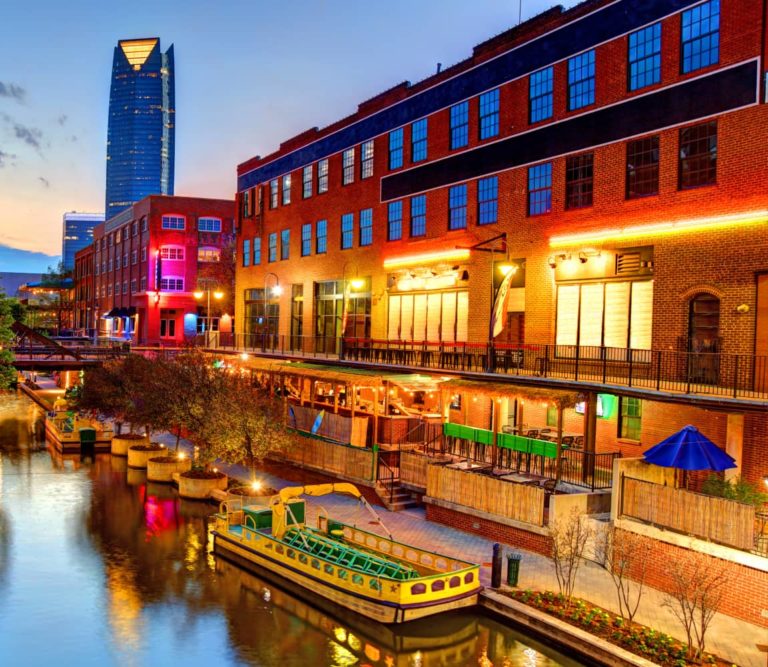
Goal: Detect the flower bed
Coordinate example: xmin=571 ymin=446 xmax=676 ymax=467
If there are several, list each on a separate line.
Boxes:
xmin=504 ymin=590 xmax=730 ymax=666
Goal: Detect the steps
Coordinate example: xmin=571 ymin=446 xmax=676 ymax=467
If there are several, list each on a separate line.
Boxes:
xmin=375 ymin=482 xmax=420 ymax=512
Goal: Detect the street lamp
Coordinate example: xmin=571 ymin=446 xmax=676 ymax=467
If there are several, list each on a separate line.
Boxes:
xmin=263 ymin=272 xmax=282 ymax=350
xmin=194 ymin=288 xmax=224 ymax=347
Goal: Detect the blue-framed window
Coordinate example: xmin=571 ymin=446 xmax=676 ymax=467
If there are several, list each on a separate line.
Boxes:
xmin=253 ymin=237 xmax=261 ymax=265
xmin=359 ymin=209 xmax=373 ymax=246
xmin=450 ymin=101 xmax=469 ymax=150
xmin=269 ymin=179 xmax=279 ymax=208
xmin=448 ymin=184 xmax=468 ymax=230
xmin=243 ymin=239 xmax=251 ymax=267
xmin=268 ymin=233 xmax=277 ymax=262
xmin=301 ymin=223 xmax=312 ymax=256
xmin=316 ymin=220 xmax=327 ymax=254
xmin=317 ymin=159 xmax=329 ymax=193
xmin=681 ymin=0 xmax=719 ymax=73
xmin=528 ymin=163 xmax=552 ymax=216
xmin=388 ymin=201 xmax=403 ymax=241
xmin=361 ymin=140 xmax=374 ymax=179
xmin=628 ymin=22 xmax=661 ymax=91
xmin=303 ymin=165 xmax=313 ymax=198
xmin=198 ymin=217 xmax=221 ymax=232
xmin=410 ymin=195 xmax=426 ymax=237
xmin=341 ymin=213 xmax=354 ymax=249
xmin=280 ymin=229 xmax=290 ymax=260
xmin=478 ymin=89 xmax=499 ymax=140
xmin=282 ymin=174 xmax=291 ymax=205
xmin=568 ymin=50 xmax=595 ymax=110
xmin=161 ymin=215 xmax=185 ymax=230
xmin=529 ymin=66 xmax=553 ymax=124
xmin=389 ymin=128 xmax=404 ymax=170
xmin=342 ymin=148 xmax=355 ymax=185
xmin=477 ymin=176 xmax=498 ymax=225
xmin=411 ymin=118 xmax=427 ymax=162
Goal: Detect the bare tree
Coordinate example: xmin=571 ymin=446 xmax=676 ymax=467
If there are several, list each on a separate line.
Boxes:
xmin=663 ymin=552 xmax=730 ymax=663
xmin=549 ymin=508 xmax=592 ymax=606
xmin=595 ymin=525 xmax=652 ymax=629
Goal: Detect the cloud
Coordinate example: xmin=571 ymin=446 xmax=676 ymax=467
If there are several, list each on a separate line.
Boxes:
xmin=57 ymin=114 xmax=67 ymax=126
xmin=38 ymin=176 xmax=50 ymax=188
xmin=0 ymin=82 xmax=25 ymax=102
xmin=0 ymin=150 xmax=17 ymax=167
xmin=0 ymin=113 xmax=44 ymax=151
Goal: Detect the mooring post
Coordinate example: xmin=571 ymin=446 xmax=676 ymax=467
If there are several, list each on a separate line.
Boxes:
xmin=491 ymin=542 xmax=502 ymax=588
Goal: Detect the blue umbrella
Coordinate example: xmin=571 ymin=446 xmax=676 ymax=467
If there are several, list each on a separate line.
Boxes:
xmin=643 ymin=425 xmax=736 ymax=471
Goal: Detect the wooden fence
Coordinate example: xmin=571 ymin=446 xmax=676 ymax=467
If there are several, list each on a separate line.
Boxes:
xmin=620 ymin=476 xmax=755 ymax=551
xmin=400 ymin=451 xmax=430 ymax=489
xmin=278 ymin=436 xmax=375 ymax=482
xmin=426 ymin=465 xmax=546 ymax=527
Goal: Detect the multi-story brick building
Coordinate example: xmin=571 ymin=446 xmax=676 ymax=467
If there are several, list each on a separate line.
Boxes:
xmin=235 ymin=0 xmax=767 ymax=487
xmin=73 ymin=243 xmax=95 ymax=334
xmin=74 ymin=195 xmax=235 ymax=346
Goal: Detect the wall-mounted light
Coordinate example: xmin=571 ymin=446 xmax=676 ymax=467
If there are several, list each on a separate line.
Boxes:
xmin=736 ymin=303 xmax=750 ymax=314
xmin=548 ymin=256 xmax=557 ymax=269
xmin=578 ymin=252 xmax=588 ymax=264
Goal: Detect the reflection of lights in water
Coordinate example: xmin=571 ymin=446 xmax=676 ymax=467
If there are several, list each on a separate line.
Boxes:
xmin=185 ymin=530 xmax=202 ymax=571
xmin=524 ymin=648 xmax=539 ymax=666
xmin=262 ymin=587 xmax=271 ymax=602
xmin=347 ymin=633 xmax=361 ymax=652
xmin=329 ymin=641 xmax=357 ymax=666
xmin=478 ymin=649 xmax=492 ymax=666
xmin=364 ymin=644 xmax=380 ymax=662
xmin=333 ymin=627 xmax=347 ymax=643
xmin=411 ymin=650 xmax=423 ymax=667
xmin=105 ymin=562 xmax=144 ymax=654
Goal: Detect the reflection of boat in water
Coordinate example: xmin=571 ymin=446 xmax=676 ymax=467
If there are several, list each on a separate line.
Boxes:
xmin=212 ymin=483 xmax=481 ymax=624
xmin=45 ymin=409 xmax=113 ymax=452
xmin=215 ymin=557 xmax=480 ymax=666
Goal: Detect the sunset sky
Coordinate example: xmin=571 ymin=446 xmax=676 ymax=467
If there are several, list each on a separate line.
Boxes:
xmin=0 ymin=0 xmax=575 ymax=272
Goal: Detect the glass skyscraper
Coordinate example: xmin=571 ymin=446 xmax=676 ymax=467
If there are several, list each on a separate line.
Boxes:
xmin=62 ymin=212 xmax=104 ymax=271
xmin=105 ymin=38 xmax=175 ymax=219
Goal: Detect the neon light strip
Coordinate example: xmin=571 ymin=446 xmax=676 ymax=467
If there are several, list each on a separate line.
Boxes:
xmin=383 ymin=248 xmax=471 ymax=269
xmin=549 ymin=210 xmax=768 ymax=247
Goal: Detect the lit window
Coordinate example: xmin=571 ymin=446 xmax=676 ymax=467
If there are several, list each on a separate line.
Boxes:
xmin=448 ymin=184 xmax=467 ymax=230
xmin=411 ymin=118 xmax=428 ymax=163
xmin=270 ymin=179 xmax=279 ymax=208
xmin=281 ymin=229 xmax=290 ymax=260
xmin=342 ymin=148 xmax=355 ymax=185
xmin=268 ymin=233 xmax=277 ymax=262
xmin=565 ymin=153 xmax=594 ymax=209
xmin=568 ymin=50 xmax=595 ymax=110
xmin=681 ymin=0 xmax=719 ymax=74
xmin=410 ymin=195 xmax=426 ymax=237
xmin=341 ymin=213 xmax=354 ymax=249
xmin=316 ymin=220 xmax=327 ymax=254
xmin=478 ymin=89 xmax=499 ymax=140
xmin=679 ymin=121 xmax=717 ymax=189
xmin=528 ymin=163 xmax=552 ymax=216
xmin=160 ymin=247 xmax=184 ymax=260
xmin=450 ymin=101 xmax=469 ymax=149
xmin=282 ymin=174 xmax=291 ymax=205
xmin=198 ymin=247 xmax=221 ymax=262
xmin=303 ymin=165 xmax=313 ymax=198
xmin=161 ymin=215 xmax=185 ymax=230
xmin=253 ymin=237 xmax=261 ymax=265
xmin=628 ymin=23 xmax=661 ymax=91
xmin=359 ymin=209 xmax=373 ymax=246
xmin=619 ymin=397 xmax=642 ymax=440
xmin=198 ymin=217 xmax=222 ymax=232
xmin=317 ymin=159 xmax=329 ymax=193
xmin=361 ymin=140 xmax=374 ymax=179
xmin=388 ymin=201 xmax=402 ymax=241
xmin=477 ymin=176 xmax=498 ymax=225
xmin=389 ymin=128 xmax=403 ymax=170
xmin=529 ymin=66 xmax=554 ymax=124
xmin=301 ymin=223 xmax=312 ymax=256
xmin=160 ymin=277 xmax=184 ymax=291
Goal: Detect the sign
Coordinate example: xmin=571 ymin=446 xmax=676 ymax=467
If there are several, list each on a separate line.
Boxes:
xmin=490 ymin=269 xmax=515 ymax=338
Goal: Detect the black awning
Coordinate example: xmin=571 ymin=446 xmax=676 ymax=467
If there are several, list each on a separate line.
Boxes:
xmin=126 ymin=306 xmax=137 ymax=316
xmin=105 ymin=308 xmax=119 ymax=318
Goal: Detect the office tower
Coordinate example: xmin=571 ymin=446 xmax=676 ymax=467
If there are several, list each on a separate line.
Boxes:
xmin=62 ymin=212 xmax=104 ymax=271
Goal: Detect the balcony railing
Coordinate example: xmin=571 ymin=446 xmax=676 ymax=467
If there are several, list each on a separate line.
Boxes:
xmin=206 ymin=334 xmax=768 ymax=401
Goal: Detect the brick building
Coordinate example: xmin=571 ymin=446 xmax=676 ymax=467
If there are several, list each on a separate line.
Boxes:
xmin=74 ymin=195 xmax=235 ymax=346
xmin=235 ymin=0 xmax=767 ymax=480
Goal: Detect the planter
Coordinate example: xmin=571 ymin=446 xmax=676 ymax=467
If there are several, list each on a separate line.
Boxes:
xmin=127 ymin=443 xmax=166 ymax=469
xmin=147 ymin=455 xmax=192 ymax=483
xmin=227 ymin=485 xmax=278 ymax=508
xmin=111 ymin=433 xmax=148 ymax=457
xmin=178 ymin=470 xmax=228 ymax=500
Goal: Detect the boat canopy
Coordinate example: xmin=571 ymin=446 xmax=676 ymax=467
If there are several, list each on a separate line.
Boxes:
xmin=275 ymin=483 xmax=362 ymax=504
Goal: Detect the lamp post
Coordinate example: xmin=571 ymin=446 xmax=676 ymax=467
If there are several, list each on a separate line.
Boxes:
xmin=264 ymin=272 xmax=282 ymax=350
xmin=341 ymin=262 xmax=364 ymax=355
xmin=193 ymin=287 xmax=224 ymax=348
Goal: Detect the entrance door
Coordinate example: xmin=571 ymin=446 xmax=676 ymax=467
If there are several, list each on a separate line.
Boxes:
xmin=687 ymin=293 xmax=720 ymax=384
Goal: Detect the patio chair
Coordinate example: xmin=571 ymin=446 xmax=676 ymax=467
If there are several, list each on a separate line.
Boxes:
xmin=526 ymin=429 xmax=539 ymax=439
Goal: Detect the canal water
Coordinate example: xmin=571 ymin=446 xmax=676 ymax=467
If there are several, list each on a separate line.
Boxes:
xmin=0 ymin=391 xmax=584 ymax=667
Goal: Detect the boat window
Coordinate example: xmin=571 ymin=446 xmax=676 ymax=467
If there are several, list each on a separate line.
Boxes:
xmin=406 ymin=550 xmax=418 ymax=562
xmin=431 ymin=580 xmax=445 ymax=592
xmin=449 ymin=576 xmax=461 ymax=588
xmin=379 ymin=541 xmax=391 ymax=553
xmin=369 ymin=579 xmax=381 ymax=591
xmin=352 ymin=574 xmax=364 ymax=585
xmin=275 ymin=545 xmax=284 ymax=555
xmin=410 ymin=583 xmax=427 ymax=595
xmin=392 ymin=545 xmax=404 ymax=557
xmin=366 ymin=536 xmax=378 ymax=548
xmin=311 ymin=559 xmax=321 ymax=570
xmin=287 ymin=549 xmax=295 ymax=559
xmin=324 ymin=564 xmax=334 ymax=575
xmin=436 ymin=558 xmax=448 ymax=570
xmin=265 ymin=542 xmax=273 ymax=549
xmin=299 ymin=554 xmax=308 ymax=564
xmin=338 ymin=569 xmax=348 ymax=580
xmin=354 ymin=531 xmax=365 ymax=543
xmin=464 ymin=572 xmax=474 ymax=584
xmin=420 ymin=554 xmax=433 ymax=567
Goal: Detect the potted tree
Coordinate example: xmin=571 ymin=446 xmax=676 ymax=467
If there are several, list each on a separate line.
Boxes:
xmin=120 ymin=355 xmax=167 ymax=468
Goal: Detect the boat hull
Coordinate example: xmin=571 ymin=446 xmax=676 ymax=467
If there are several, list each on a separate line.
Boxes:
xmin=45 ymin=419 xmax=113 ymax=453
xmin=212 ymin=530 xmax=479 ymax=624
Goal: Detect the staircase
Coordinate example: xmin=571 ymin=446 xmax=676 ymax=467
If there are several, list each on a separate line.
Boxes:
xmin=375 ymin=480 xmax=420 ymax=512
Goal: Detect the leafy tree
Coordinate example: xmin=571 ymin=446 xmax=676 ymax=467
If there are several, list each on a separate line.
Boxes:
xmin=0 ymin=294 xmax=17 ymax=389
xmin=79 ymin=361 xmax=131 ymax=433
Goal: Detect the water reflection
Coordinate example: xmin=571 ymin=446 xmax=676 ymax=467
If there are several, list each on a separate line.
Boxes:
xmin=0 ymin=391 xmax=582 ymax=667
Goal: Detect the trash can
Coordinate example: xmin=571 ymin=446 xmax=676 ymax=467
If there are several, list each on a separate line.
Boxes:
xmin=79 ymin=427 xmax=97 ymax=456
xmin=506 ymin=552 xmax=522 ymax=587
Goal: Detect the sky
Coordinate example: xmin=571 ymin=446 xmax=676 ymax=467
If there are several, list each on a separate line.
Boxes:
xmin=0 ymin=0 xmax=577 ymax=272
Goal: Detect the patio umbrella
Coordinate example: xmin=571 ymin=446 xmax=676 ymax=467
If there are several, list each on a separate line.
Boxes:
xmin=643 ymin=425 xmax=736 ymax=472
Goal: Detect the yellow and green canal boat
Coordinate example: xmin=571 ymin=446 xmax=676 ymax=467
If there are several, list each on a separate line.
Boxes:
xmin=211 ymin=483 xmax=481 ymax=624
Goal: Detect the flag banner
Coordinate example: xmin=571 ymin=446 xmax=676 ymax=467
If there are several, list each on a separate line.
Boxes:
xmin=490 ymin=270 xmax=515 ymax=338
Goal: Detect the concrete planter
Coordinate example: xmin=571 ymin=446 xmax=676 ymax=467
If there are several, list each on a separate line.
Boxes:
xmin=178 ymin=471 xmax=228 ymax=500
xmin=227 ymin=486 xmax=276 ymax=508
xmin=127 ymin=443 xmax=166 ymax=469
xmin=111 ymin=434 xmax=148 ymax=457
xmin=147 ymin=455 xmax=192 ymax=483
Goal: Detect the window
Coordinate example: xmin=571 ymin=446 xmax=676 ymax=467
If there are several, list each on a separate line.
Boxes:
xmin=107 ymin=284 xmax=112 ymax=297
xmin=628 ymin=23 xmax=661 ymax=91
xmin=359 ymin=209 xmax=373 ymax=246
xmin=389 ymin=128 xmax=404 ymax=170
xmin=448 ymin=184 xmax=467 ymax=230
xmin=140 ymin=276 xmax=147 ymax=292
xmin=546 ymin=405 xmax=558 ymax=427
xmin=565 ymin=153 xmax=594 ymax=209
xmin=282 ymin=174 xmax=291 ymax=205
xmin=316 ymin=220 xmax=327 ymax=254
xmin=242 ymin=189 xmax=252 ymax=217
xmin=529 ymin=66 xmax=553 ymax=123
xmin=268 ymin=233 xmax=277 ymax=262
xmin=479 ymin=89 xmax=499 ymax=140
xmin=477 ymin=176 xmax=498 ymax=225
xmin=198 ymin=217 xmax=221 ymax=233
xmin=528 ymin=163 xmax=552 ymax=216
xmin=567 ymin=50 xmax=595 ymax=110
xmin=198 ymin=247 xmax=220 ymax=262
xmin=160 ymin=247 xmax=184 ymax=260
xmin=131 ymin=250 xmax=137 ymax=265
xmin=140 ymin=247 xmax=147 ymax=262
xmin=626 ymin=136 xmax=660 ymax=198
xmin=341 ymin=213 xmax=354 ymax=249
xmin=361 ymin=140 xmax=374 ymax=178
xmin=449 ymin=101 xmax=469 ymax=150
xmin=160 ymin=318 xmax=176 ymax=338
xmin=161 ymin=215 xmax=185 ymax=230
xmin=679 ymin=121 xmax=717 ymax=189
xmin=411 ymin=118 xmax=427 ymax=162
xmin=123 ymin=253 xmax=128 ymax=268
xmin=317 ymin=159 xmax=329 ymax=193
xmin=303 ymin=165 xmax=313 ymax=198
xmin=243 ymin=239 xmax=251 ymax=267
xmin=342 ymin=148 xmax=355 ymax=185
xmin=131 ymin=222 xmax=137 ymax=236
xmin=388 ymin=201 xmax=403 ymax=241
xmin=160 ymin=277 xmax=184 ymax=291
xmin=270 ymin=179 xmax=279 ymax=208
xmin=130 ymin=279 xmax=137 ymax=293
xmin=115 ymin=256 xmax=120 ymax=270
xmin=681 ymin=0 xmax=720 ymax=74
xmin=619 ymin=397 xmax=642 ymax=440
xmin=388 ymin=290 xmax=469 ymax=342
xmin=253 ymin=237 xmax=261 ymax=265
xmin=301 ymin=223 xmax=312 ymax=256
xmin=141 ymin=218 xmax=148 ymax=232
xmin=122 ymin=281 xmax=128 ymax=295
xmin=410 ymin=195 xmax=426 ymax=237
xmin=281 ymin=229 xmax=290 ymax=260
